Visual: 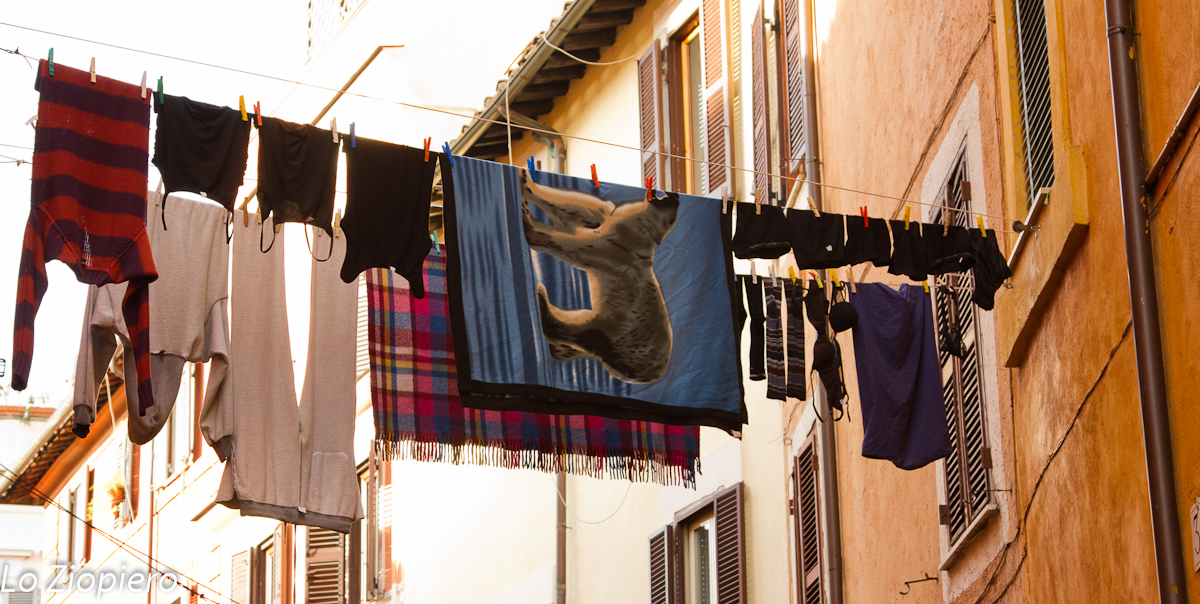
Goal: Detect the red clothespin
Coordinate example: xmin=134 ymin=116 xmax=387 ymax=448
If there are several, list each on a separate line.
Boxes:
xmin=591 ymin=164 xmax=600 ymax=188
xmin=645 ymin=176 xmax=653 ymax=201
xmin=860 ymin=206 xmax=869 ymax=227
xmin=254 ymin=101 xmax=262 ymax=126
xmin=423 ymin=137 xmax=431 ymax=162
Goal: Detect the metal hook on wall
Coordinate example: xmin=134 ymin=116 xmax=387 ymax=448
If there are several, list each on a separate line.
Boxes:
xmin=899 ymin=572 xmax=938 ymax=596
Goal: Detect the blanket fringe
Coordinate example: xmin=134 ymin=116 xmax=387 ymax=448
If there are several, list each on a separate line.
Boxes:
xmin=373 ymin=431 xmax=699 ymax=489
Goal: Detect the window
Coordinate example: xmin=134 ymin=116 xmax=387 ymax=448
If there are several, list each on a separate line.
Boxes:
xmin=775 ymin=0 xmax=806 ymax=192
xmin=750 ymin=0 xmax=772 ymax=203
xmin=648 ymin=483 xmax=745 ymax=604
xmin=791 ymin=438 xmax=821 ymax=604
xmin=306 ymin=528 xmax=347 ymax=604
xmin=65 ymin=488 xmax=78 ymax=567
xmin=84 ymin=468 xmax=94 ymax=562
xmin=362 ymin=451 xmax=394 ymax=599
xmin=640 ymin=0 xmax=734 ymax=197
xmin=234 ymin=525 xmax=292 ymax=604
xmin=1012 ymin=0 xmax=1055 ymax=215
xmin=931 ymin=152 xmax=994 ymax=545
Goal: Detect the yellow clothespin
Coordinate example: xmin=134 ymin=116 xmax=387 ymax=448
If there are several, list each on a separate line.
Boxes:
xmin=922 ymin=279 xmax=930 ymax=293
xmin=239 ymin=96 xmax=248 ymax=121
xmin=89 ymin=58 xmax=96 ymax=83
xmin=809 ymin=270 xmax=823 ymax=289
xmin=755 ymin=188 xmax=762 ymax=215
xmin=333 ymin=210 xmax=341 ymax=238
xmin=830 ymin=269 xmax=842 ymax=288
xmin=976 ymin=215 xmax=987 ymax=237
xmin=904 ymin=206 xmax=911 ymax=230
xmin=788 ymin=266 xmax=798 ymax=286
xmin=807 ymin=195 xmax=821 ymax=218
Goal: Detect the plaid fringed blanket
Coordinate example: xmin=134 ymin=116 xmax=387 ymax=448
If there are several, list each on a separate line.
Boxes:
xmin=367 ymin=254 xmax=700 ymax=487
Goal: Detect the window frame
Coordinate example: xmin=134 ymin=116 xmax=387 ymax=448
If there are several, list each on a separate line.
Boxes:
xmin=666 ymin=13 xmax=702 ymax=195
xmin=791 ymin=436 xmax=822 ymax=604
xmin=648 ymin=482 xmax=745 ymax=604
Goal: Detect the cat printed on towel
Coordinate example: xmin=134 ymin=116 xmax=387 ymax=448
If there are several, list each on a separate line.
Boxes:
xmin=519 ymin=169 xmax=679 ymax=384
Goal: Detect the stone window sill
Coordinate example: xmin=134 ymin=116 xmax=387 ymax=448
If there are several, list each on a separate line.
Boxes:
xmin=939 ymin=503 xmax=1000 ymax=572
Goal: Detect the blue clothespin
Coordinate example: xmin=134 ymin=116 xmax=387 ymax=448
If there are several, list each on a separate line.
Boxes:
xmin=442 ymin=142 xmax=454 ymax=166
xmin=157 ymin=76 xmax=164 ymax=104
xmin=349 ymin=123 xmax=356 ymax=148
xmin=432 ymin=231 xmax=441 ymax=254
xmin=47 ymin=48 xmax=54 ymax=76
xmin=527 ymin=156 xmax=537 ymax=182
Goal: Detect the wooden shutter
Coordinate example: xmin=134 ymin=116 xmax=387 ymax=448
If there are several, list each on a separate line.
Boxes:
xmin=932 ymin=153 xmax=992 ymax=544
xmin=365 ymin=451 xmax=394 ymax=598
xmin=700 ymin=0 xmax=734 ymax=195
xmin=649 ymin=526 xmax=670 ymax=604
xmin=306 ymin=528 xmax=345 ymax=604
xmin=638 ymin=41 xmax=665 ymax=186
xmin=356 ymin=276 xmax=369 ymax=383
xmin=231 ymin=550 xmax=250 ymax=604
xmin=793 ymin=438 xmax=822 ymax=604
xmin=713 ymin=483 xmax=745 ymax=604
xmin=84 ymin=468 xmax=94 ymax=562
xmin=128 ymin=442 xmax=140 ymax=519
xmin=777 ymin=0 xmax=805 ymax=183
xmin=750 ymin=2 xmax=772 ymax=202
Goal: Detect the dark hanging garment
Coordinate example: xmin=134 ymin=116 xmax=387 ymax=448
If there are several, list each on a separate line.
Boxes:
xmin=843 ymin=216 xmax=891 ymax=267
xmin=764 ymin=280 xmax=786 ymax=400
xmin=849 ymin=283 xmax=952 ymax=470
xmin=887 ymin=219 xmax=928 ymax=282
xmin=924 ymin=225 xmax=977 ymax=275
xmin=804 ymin=283 xmax=845 ymax=410
xmin=783 ymin=280 xmax=806 ymax=400
xmin=256 ymin=117 xmax=339 ymax=236
xmin=744 ymin=277 xmax=766 ymax=381
xmin=787 ymin=210 xmax=846 ymax=269
xmin=341 ymin=138 xmax=438 ymax=296
xmin=151 ymin=94 xmax=250 ymax=217
xmin=969 ymin=229 xmax=1011 ymax=310
xmin=731 ymin=204 xmax=792 ymax=259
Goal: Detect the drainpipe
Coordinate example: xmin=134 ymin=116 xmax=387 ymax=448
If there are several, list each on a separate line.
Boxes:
xmin=1104 ymin=2 xmax=1189 ymax=602
xmin=800 ymin=0 xmax=843 ymax=603
xmin=555 ymin=473 xmax=567 ymax=604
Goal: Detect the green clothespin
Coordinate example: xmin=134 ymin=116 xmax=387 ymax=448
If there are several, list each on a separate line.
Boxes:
xmin=48 ymin=48 xmax=54 ymax=76
xmin=432 ymin=231 xmax=440 ymax=254
xmin=157 ymin=76 xmax=164 ymax=104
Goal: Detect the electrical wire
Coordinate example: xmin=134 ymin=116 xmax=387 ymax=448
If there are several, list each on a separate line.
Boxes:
xmin=551 ymin=476 xmax=632 ymax=525
xmin=539 ymin=34 xmax=642 ymax=65
xmin=0 ymin=461 xmax=239 ymax=604
xmin=0 ymin=21 xmax=1026 ymax=226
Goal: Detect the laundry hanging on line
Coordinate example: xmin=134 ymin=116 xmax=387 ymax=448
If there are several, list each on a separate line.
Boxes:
xmin=367 ymin=254 xmax=701 ymax=487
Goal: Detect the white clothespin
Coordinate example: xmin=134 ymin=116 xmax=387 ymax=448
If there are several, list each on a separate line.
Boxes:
xmin=768 ymin=264 xmax=777 ymax=285
xmin=89 ymin=58 xmax=96 ymax=83
xmin=331 ymin=118 xmax=339 ymax=143
xmin=140 ymin=72 xmax=147 ymax=99
xmin=333 ymin=210 xmax=341 ymax=238
xmin=751 ymin=260 xmax=758 ymax=284
xmin=722 ymin=191 xmax=730 ymax=214
xmin=25 ymin=114 xmax=37 ymax=129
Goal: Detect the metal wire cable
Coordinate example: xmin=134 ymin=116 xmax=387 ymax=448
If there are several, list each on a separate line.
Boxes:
xmin=539 ymin=35 xmax=642 ymax=65
xmin=0 ymin=21 xmax=1026 ymax=225
xmin=550 ymin=476 xmax=632 ymax=525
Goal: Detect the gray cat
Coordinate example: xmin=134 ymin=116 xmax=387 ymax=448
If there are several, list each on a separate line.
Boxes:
xmin=519 ymin=170 xmax=678 ymax=384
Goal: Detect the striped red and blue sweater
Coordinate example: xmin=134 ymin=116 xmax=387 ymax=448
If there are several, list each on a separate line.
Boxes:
xmin=12 ymin=59 xmax=158 ymax=416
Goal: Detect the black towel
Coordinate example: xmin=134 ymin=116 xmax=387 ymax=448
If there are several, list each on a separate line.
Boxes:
xmin=887 ymin=219 xmax=927 ymax=282
xmin=787 ymin=210 xmax=846 ymax=269
xmin=969 ymin=229 xmax=1011 ymax=310
xmin=844 ymin=216 xmax=892 ymax=267
xmin=152 ymin=94 xmax=250 ymax=220
xmin=341 ymin=138 xmax=439 ymax=297
xmin=925 ymin=224 xmax=977 ymax=275
xmin=732 ymin=204 xmax=792 ymax=259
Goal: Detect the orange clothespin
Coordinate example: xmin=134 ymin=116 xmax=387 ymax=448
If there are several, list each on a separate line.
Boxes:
xmin=807 ymin=195 xmax=821 ymax=218
xmin=423 ymin=137 xmax=431 ymax=162
xmin=904 ymin=206 xmax=912 ymax=230
xmin=976 ymin=215 xmax=987 ymax=237
xmin=809 ymin=270 xmax=823 ymax=289
xmin=89 ymin=58 xmax=96 ymax=83
xmin=591 ymin=164 xmax=600 ymax=188
xmin=788 ymin=266 xmax=798 ymax=286
xmin=254 ymin=101 xmax=263 ymax=126
xmin=860 ymin=206 xmax=869 ymax=227
xmin=645 ymin=176 xmax=653 ymax=201
xmin=239 ymin=96 xmax=248 ymax=121
xmin=922 ymin=279 xmax=930 ymax=293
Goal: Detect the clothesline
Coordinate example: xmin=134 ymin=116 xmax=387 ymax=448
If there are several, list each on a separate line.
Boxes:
xmin=0 ymin=21 xmax=1025 ymax=226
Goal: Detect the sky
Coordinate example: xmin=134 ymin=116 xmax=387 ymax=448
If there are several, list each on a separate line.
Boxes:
xmin=0 ymin=0 xmax=568 ymax=407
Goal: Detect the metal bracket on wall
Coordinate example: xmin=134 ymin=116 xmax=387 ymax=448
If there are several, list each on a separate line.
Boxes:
xmin=899 ymin=572 xmax=939 ymax=595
